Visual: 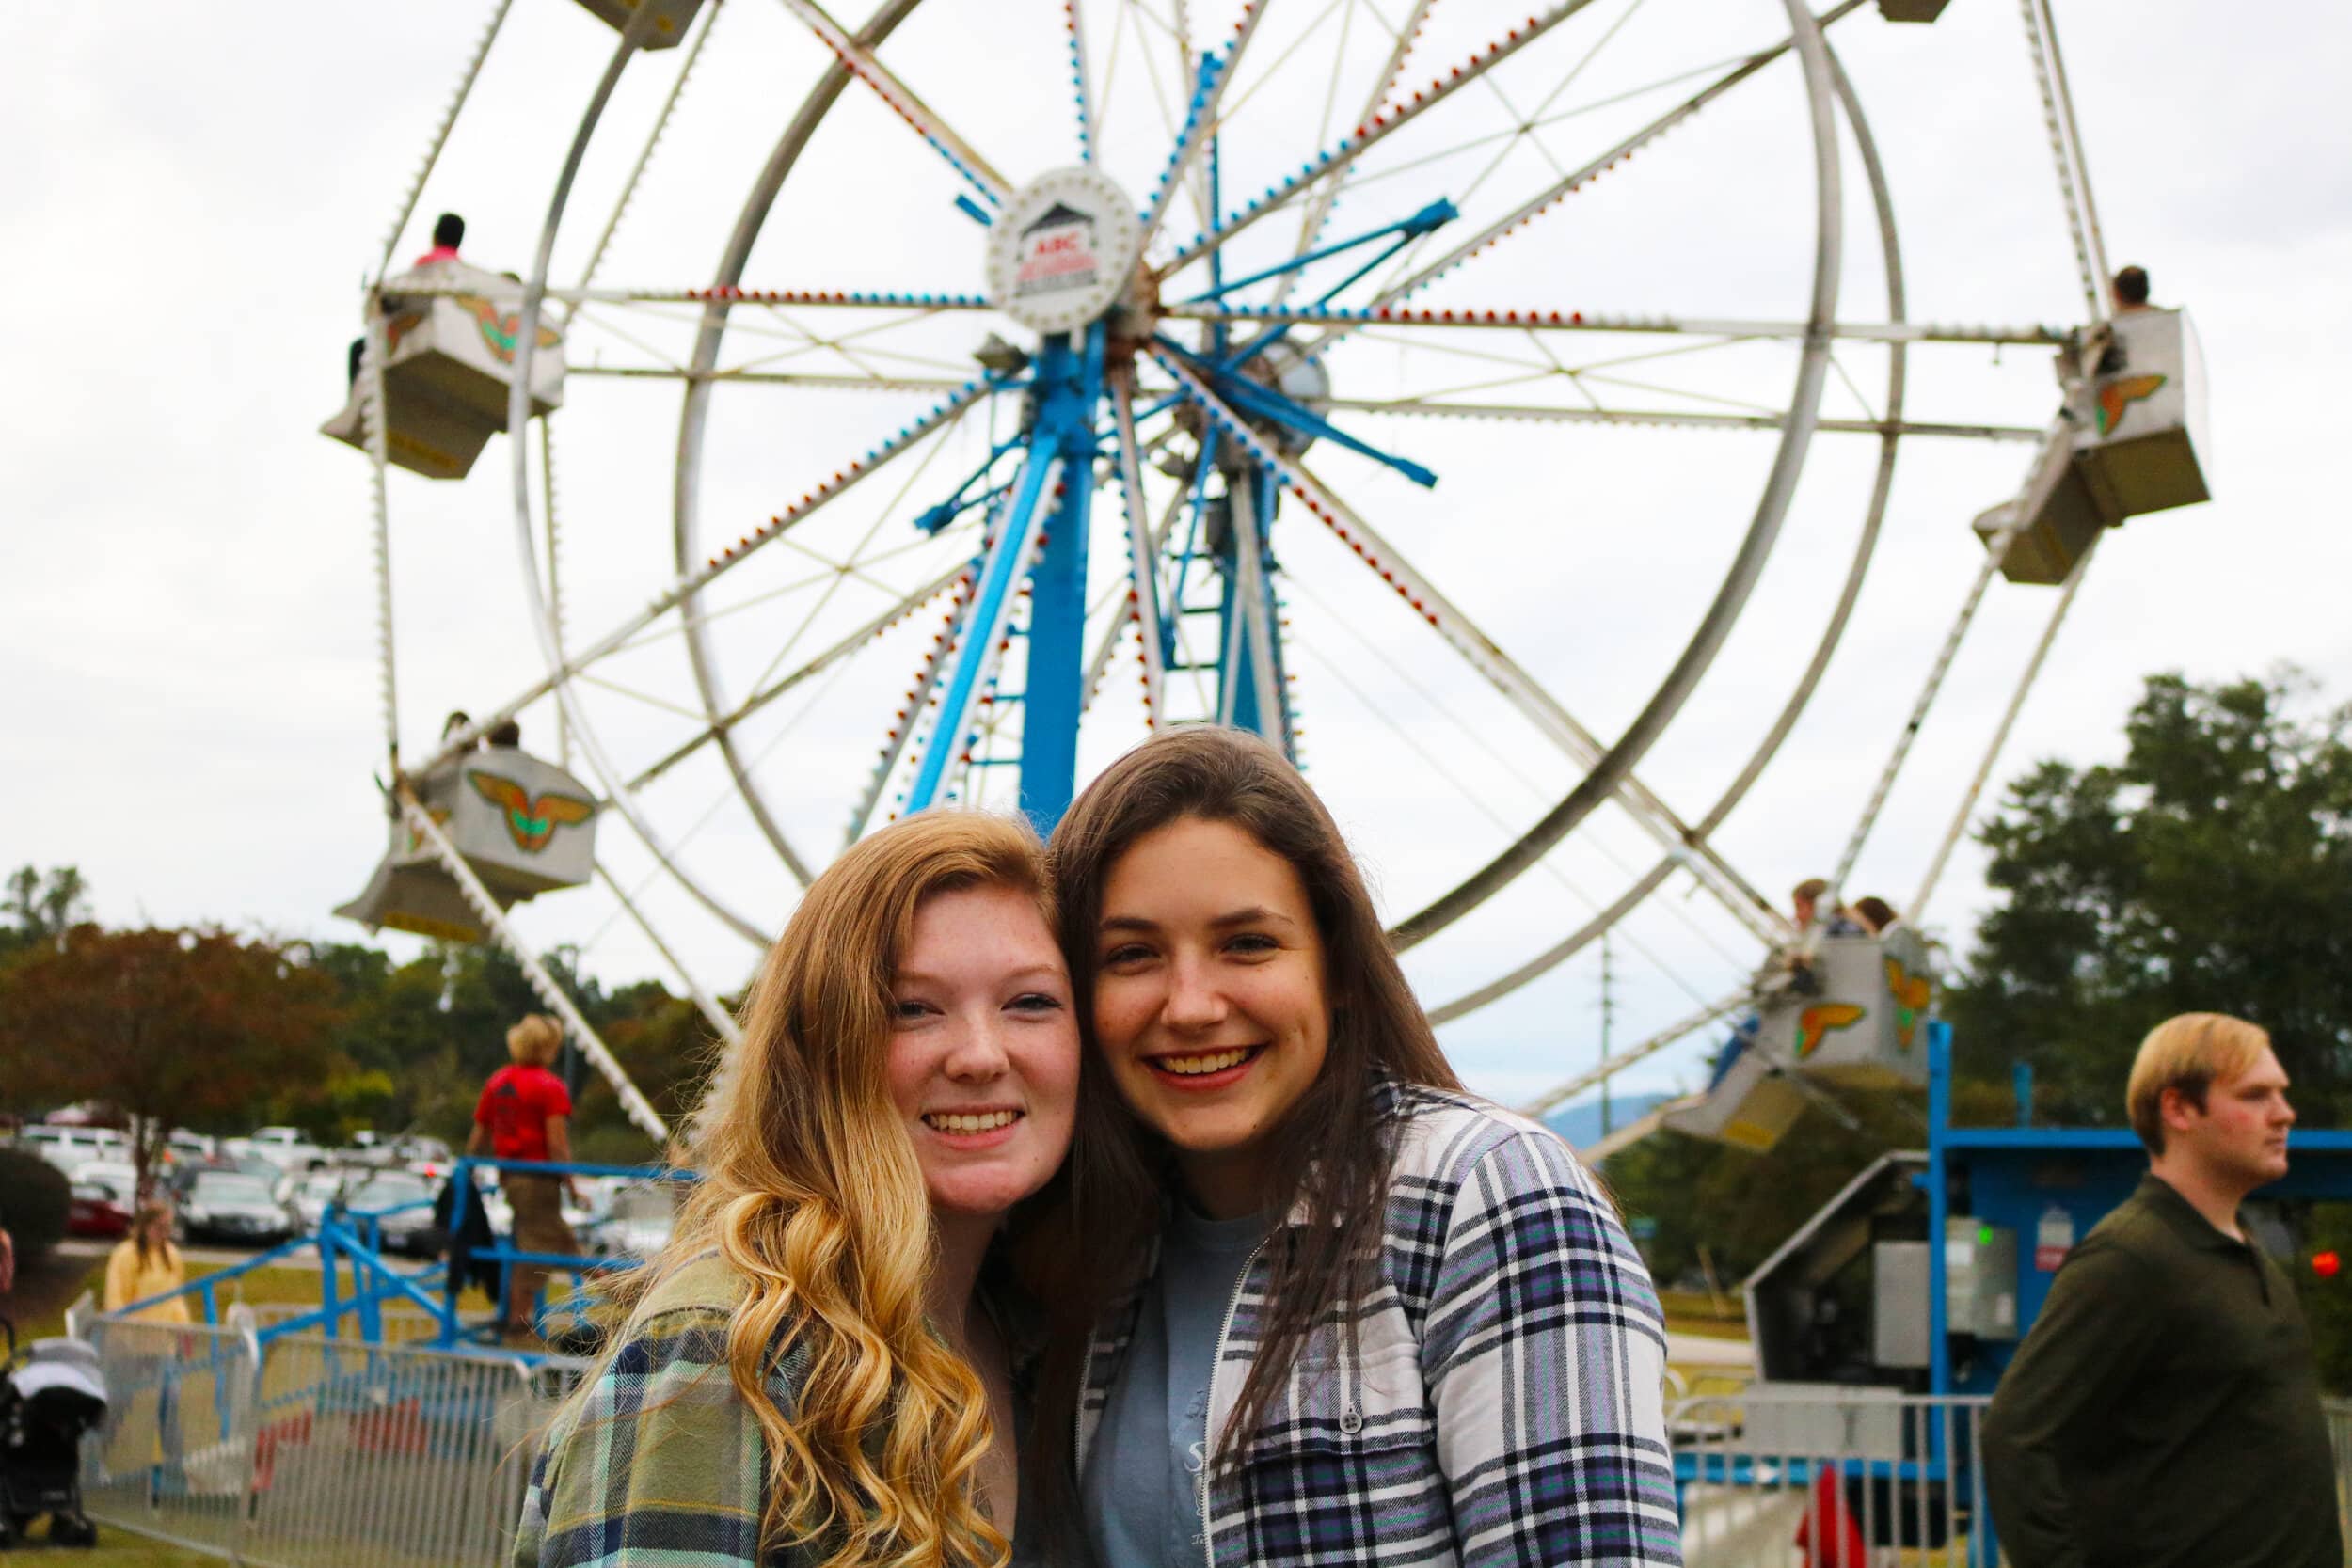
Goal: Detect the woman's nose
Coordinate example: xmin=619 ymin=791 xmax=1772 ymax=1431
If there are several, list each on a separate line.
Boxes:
xmin=1163 ymin=953 xmax=1227 ymax=1029
xmin=942 ymin=1017 xmax=1013 ymax=1080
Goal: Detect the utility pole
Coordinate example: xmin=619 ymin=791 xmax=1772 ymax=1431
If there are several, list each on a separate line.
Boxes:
xmin=1597 ymin=931 xmax=1617 ymax=1136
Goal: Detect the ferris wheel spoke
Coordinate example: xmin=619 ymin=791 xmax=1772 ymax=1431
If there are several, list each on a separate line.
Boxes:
xmin=1289 ymin=632 xmax=1726 ymax=1008
xmin=1166 ymin=298 xmax=2064 ymax=349
xmin=571 ymin=365 xmax=973 ymax=392
xmin=734 ymin=418 xmax=981 ymax=698
xmin=1152 ymin=344 xmax=1785 ymax=943
xmin=373 ymin=0 xmax=514 ymax=280
xmin=1109 ymin=371 xmax=1169 ymax=720
xmin=1359 ymin=0 xmax=1651 ymax=292
xmin=567 ymin=0 xmax=725 ymax=308
xmin=1282 ymin=454 xmax=1784 ymax=944
xmin=414 ymin=374 xmax=995 ymax=784
xmin=1327 ymin=396 xmax=2041 ymax=441
xmin=1215 ymin=0 xmax=1353 ymax=129
xmin=1299 ymin=0 xmax=1870 ymax=348
xmin=1136 ymin=0 xmax=1272 ymax=260
xmin=626 ymin=562 xmax=972 ymax=793
xmin=1271 ymin=0 xmax=1437 ymax=307
xmin=776 ymin=0 xmax=1013 ymax=205
xmin=1065 ymin=0 xmax=1097 ymax=161
xmin=1159 ymin=0 xmax=1607 ymax=278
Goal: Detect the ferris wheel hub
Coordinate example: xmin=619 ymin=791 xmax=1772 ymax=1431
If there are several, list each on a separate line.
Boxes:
xmin=983 ymin=166 xmax=1145 ymax=338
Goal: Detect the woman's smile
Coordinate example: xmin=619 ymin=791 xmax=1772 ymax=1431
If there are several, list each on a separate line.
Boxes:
xmin=1094 ymin=816 xmax=1330 ymax=1216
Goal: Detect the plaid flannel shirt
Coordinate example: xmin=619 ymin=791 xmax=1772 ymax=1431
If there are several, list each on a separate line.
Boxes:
xmin=511 ymin=1255 xmax=820 ymax=1568
xmin=1076 ymin=1080 xmax=1682 ymax=1567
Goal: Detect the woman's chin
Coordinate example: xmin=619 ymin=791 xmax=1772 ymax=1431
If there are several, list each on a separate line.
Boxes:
xmin=925 ymin=1168 xmax=1051 ymax=1223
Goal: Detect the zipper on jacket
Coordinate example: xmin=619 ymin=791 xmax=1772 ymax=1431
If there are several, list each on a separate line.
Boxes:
xmin=1199 ymin=1236 xmax=1269 ymax=1568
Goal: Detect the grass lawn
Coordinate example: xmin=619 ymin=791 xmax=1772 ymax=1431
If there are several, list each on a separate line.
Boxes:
xmin=1658 ymin=1286 xmax=1750 ymax=1340
xmin=5 ymin=1527 xmax=223 ymax=1566
xmin=8 ymin=1253 xmax=501 ymax=1345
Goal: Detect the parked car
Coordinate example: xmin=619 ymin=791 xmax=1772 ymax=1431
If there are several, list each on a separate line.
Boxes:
xmin=21 ymin=1125 xmax=128 ymax=1174
xmin=66 ymin=1182 xmax=132 ymax=1239
xmin=67 ymin=1160 xmax=142 ymax=1208
xmin=341 ymin=1171 xmax=439 ymax=1257
xmin=176 ymin=1170 xmax=299 ymax=1246
xmin=246 ymin=1127 xmax=330 ymax=1173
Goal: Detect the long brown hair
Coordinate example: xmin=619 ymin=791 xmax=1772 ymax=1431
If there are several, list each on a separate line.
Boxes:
xmin=133 ymin=1202 xmax=174 ymax=1270
xmin=1042 ymin=727 xmax=1462 ymax=1469
xmin=574 ymin=810 xmax=1053 ymax=1568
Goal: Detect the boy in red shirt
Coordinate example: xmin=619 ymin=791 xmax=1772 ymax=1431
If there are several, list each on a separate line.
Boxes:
xmin=467 ymin=1014 xmax=579 ymax=1342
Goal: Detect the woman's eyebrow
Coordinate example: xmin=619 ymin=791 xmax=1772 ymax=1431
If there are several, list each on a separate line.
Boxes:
xmin=1098 ymin=906 xmax=1297 ymax=932
xmin=893 ymin=962 xmax=1066 ymax=988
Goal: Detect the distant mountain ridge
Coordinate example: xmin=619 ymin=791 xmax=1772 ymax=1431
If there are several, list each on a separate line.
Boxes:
xmin=1540 ymin=1092 xmax=1673 ymax=1149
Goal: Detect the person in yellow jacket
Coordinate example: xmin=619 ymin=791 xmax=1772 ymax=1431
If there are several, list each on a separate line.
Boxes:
xmin=103 ymin=1204 xmax=191 ymax=1324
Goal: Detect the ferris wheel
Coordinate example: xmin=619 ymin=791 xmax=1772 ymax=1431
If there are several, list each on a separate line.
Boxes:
xmin=325 ymin=0 xmax=2208 ymax=1147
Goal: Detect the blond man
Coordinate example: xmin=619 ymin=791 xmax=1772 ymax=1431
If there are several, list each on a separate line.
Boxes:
xmin=466 ymin=1013 xmax=580 ymax=1343
xmin=1981 ymin=1013 xmax=2337 ymax=1568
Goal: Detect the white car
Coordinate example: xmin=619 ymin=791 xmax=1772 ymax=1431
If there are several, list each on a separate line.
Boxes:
xmin=244 ymin=1128 xmax=330 ymax=1174
xmin=70 ymin=1160 xmax=143 ymax=1208
xmin=21 ymin=1125 xmax=129 ymax=1173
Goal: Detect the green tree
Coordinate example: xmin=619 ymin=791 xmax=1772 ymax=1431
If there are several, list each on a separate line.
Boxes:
xmin=0 ymin=865 xmax=89 ymax=958
xmin=1945 ymin=669 xmax=2352 ymax=1122
xmin=0 ymin=926 xmax=344 ymax=1196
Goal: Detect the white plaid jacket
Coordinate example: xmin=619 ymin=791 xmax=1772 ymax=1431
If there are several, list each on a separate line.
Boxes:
xmin=1075 ymin=1080 xmax=1682 ymax=1567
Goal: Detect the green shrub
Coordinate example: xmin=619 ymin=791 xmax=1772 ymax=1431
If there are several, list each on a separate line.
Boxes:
xmin=0 ymin=1147 xmax=70 ymax=1260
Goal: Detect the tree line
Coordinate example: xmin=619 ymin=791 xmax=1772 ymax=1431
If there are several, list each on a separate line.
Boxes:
xmin=0 ymin=877 xmax=723 ymax=1193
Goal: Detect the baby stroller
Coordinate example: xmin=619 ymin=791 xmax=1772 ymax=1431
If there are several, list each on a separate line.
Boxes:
xmin=0 ymin=1318 xmax=106 ymax=1548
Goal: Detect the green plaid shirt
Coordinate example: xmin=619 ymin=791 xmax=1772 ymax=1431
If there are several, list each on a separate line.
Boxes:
xmin=513 ymin=1255 xmax=818 ymax=1568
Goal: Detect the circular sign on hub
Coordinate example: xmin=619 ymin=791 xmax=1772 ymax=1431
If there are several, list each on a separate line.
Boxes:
xmin=985 ymin=166 xmax=1142 ymax=338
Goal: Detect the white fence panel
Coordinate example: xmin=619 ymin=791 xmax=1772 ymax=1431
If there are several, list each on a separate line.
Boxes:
xmin=80 ymin=1319 xmax=261 ymax=1560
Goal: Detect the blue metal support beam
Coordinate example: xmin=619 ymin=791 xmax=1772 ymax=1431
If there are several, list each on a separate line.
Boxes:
xmin=1017 ymin=324 xmax=1106 ymax=829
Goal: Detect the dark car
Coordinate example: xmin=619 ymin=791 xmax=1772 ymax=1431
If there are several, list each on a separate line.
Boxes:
xmin=341 ymin=1172 xmax=438 ymax=1257
xmin=175 ymin=1170 xmax=297 ymax=1246
xmin=65 ymin=1183 xmax=131 ymax=1239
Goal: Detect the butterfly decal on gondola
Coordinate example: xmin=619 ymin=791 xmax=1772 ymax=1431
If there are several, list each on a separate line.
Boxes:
xmin=401 ymin=806 xmax=452 ymax=856
xmin=1794 ymin=1004 xmax=1867 ymax=1060
xmin=469 ymin=771 xmax=595 ymax=852
xmin=2094 ymin=373 xmax=2166 ymax=436
xmin=459 ymin=296 xmax=563 ymax=365
xmin=1885 ymin=958 xmax=1932 ymax=1051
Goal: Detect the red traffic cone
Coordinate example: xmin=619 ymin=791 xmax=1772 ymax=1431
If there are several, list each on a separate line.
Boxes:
xmin=1791 ymin=1468 xmax=1868 ymax=1567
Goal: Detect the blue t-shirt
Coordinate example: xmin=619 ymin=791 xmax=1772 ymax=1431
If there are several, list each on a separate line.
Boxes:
xmin=1080 ymin=1203 xmax=1271 ymax=1567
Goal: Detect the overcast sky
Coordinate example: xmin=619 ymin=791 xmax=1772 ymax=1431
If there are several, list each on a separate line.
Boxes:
xmin=5 ymin=0 xmax=2347 ymax=1129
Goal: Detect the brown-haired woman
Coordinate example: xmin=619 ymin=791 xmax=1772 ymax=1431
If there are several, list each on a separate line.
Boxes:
xmin=1045 ymin=727 xmax=1680 ymax=1567
xmin=515 ymin=811 xmax=1079 ymax=1568
xmin=103 ymin=1203 xmax=190 ymax=1324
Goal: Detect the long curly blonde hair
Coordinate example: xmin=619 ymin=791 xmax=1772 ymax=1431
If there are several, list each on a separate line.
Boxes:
xmin=589 ymin=811 xmax=1050 ymax=1567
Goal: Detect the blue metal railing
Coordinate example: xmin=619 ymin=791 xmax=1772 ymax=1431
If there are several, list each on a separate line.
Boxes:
xmin=105 ymin=1156 xmax=692 ymax=1358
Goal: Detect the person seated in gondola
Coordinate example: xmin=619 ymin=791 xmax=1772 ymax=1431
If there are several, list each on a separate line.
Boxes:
xmin=2110 ymin=263 xmax=2153 ymax=314
xmin=412 ymin=212 xmax=466 ymax=271
xmin=1853 ymin=895 xmax=1901 ymax=936
xmin=1778 ymin=876 xmax=1861 ymax=996
xmin=348 ymin=214 xmax=470 ymax=385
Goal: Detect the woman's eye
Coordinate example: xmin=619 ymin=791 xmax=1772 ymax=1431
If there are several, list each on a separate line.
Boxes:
xmin=1009 ymin=992 xmax=1065 ymax=1013
xmin=1227 ymin=932 xmax=1279 ymax=955
xmin=1102 ymin=943 xmax=1152 ymax=967
xmin=891 ymin=998 xmax=931 ymax=1022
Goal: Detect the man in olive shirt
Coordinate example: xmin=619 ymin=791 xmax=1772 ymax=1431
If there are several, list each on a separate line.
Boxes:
xmin=1981 ymin=1012 xmax=2340 ymax=1567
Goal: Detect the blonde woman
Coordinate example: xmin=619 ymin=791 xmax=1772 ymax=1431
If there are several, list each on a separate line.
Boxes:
xmin=469 ymin=1012 xmax=580 ymax=1341
xmin=515 ymin=812 xmax=1080 ymax=1568
xmin=103 ymin=1203 xmax=191 ymax=1324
